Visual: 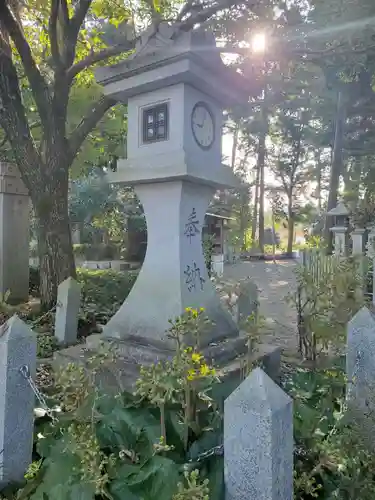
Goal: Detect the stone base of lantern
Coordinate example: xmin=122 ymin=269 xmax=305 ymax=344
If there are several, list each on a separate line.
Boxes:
xmin=102 ymin=179 xmax=239 ymax=346
xmin=54 ymin=334 xmax=282 ymax=393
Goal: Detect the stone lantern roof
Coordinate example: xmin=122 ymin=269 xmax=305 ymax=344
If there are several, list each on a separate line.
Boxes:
xmin=327 ymin=201 xmax=351 ymax=217
xmin=95 ymin=22 xmax=253 ymax=107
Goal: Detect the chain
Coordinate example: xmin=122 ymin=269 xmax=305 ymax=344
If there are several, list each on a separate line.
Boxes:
xmin=188 ymin=444 xmax=224 ymax=464
xmin=19 ymin=365 xmax=57 ymax=421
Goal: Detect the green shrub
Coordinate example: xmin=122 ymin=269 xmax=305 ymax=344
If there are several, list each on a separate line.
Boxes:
xmin=77 ymin=268 xmax=137 ymax=320
xmin=286 ymin=361 xmax=375 ymax=499
xmin=73 ymin=243 xmax=120 ymax=260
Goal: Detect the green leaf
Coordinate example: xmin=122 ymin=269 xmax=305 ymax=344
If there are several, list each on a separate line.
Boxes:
xmin=96 ymin=401 xmax=161 ymax=460
xmin=110 ymin=456 xmax=180 ymax=500
xmin=153 ymin=0 xmax=161 ymax=12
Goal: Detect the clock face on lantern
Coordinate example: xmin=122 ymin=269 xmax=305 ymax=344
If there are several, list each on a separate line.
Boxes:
xmin=191 ymin=102 xmax=215 ymax=150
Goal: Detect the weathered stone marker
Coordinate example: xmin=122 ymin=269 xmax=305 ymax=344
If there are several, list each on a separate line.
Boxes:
xmin=235 ymin=279 xmax=259 ymax=325
xmin=55 ymin=277 xmax=81 ymax=345
xmin=0 ymin=163 xmax=30 ymax=303
xmin=95 ymin=23 xmax=249 ymax=348
xmin=0 ymin=315 xmax=37 ymax=487
xmin=224 ymin=367 xmax=293 ymax=500
xmin=346 ymin=306 xmax=375 ymax=428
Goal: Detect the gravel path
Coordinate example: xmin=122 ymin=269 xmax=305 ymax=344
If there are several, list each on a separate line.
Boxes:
xmin=224 ymin=260 xmax=299 ymax=356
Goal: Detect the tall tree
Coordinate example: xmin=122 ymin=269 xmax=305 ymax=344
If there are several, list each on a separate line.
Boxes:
xmin=0 ymin=0 xmax=251 ymax=307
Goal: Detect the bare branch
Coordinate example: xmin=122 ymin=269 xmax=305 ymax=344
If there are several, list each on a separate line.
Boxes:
xmin=68 ymin=95 xmax=117 ymax=160
xmin=66 ymin=41 xmax=136 ymax=81
xmin=70 ymin=0 xmax=92 ymax=40
xmin=0 ymin=3 xmax=51 ymax=129
xmin=49 ymin=0 xmax=62 ymax=68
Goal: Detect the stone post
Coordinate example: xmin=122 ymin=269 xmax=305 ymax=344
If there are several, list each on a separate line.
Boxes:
xmin=224 ymin=367 xmax=293 ymax=500
xmin=366 ymin=226 xmax=375 ymax=259
xmin=330 ymin=227 xmax=349 ymax=256
xmin=71 ymin=223 xmax=81 ymax=245
xmin=55 ymin=277 xmax=81 ymax=345
xmin=350 ymin=229 xmax=367 ymax=295
xmin=0 ymin=315 xmax=37 ymax=487
xmin=0 ymin=163 xmax=29 ymax=303
xmin=346 ymin=307 xmax=375 ymax=441
xmin=235 ymin=279 xmax=258 ymax=326
xmin=351 ymin=228 xmax=366 ymax=255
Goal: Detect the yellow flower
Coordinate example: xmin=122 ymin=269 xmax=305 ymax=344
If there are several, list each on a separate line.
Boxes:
xmin=185 ymin=307 xmax=192 ymax=313
xmin=199 ymin=307 xmax=205 ymax=312
xmin=200 ymin=364 xmax=210 ymax=376
xmin=192 ymin=309 xmax=198 ymax=318
xmin=191 ymin=353 xmax=203 ymax=363
xmin=187 ymin=369 xmax=196 ymax=381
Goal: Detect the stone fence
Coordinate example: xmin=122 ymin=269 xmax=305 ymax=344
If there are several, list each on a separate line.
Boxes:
xmin=1 ymin=302 xmax=374 ymax=497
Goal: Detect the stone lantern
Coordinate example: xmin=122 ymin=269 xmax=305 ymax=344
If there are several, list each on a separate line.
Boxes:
xmin=327 ymin=200 xmax=350 ymax=256
xmin=94 ymin=23 xmax=250 ymax=358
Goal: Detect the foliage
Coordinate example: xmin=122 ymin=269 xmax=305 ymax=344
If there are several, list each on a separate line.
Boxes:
xmin=36 ymin=332 xmax=58 ymax=359
xmin=17 ymin=310 xmax=224 ymax=500
xmin=289 ymin=255 xmax=364 ymax=361
xmin=173 ymin=470 xmax=210 ymax=500
xmin=73 ymin=243 xmax=119 ymax=260
xmin=202 ymin=235 xmax=215 ymax=278
xmin=286 ymin=362 xmax=375 ymax=499
xmin=77 ymin=268 xmax=137 ymax=321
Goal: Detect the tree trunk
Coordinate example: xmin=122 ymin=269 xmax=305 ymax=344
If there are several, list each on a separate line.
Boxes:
xmin=258 ymin=91 xmax=268 ymax=254
xmin=231 ymin=122 xmax=239 ymax=171
xmin=258 ymin=138 xmax=265 ymax=253
xmin=34 ymin=182 xmax=76 ymax=310
xmin=251 ymin=163 xmax=260 ymax=243
xmin=314 ymin=150 xmax=322 ymax=212
xmin=287 ymin=195 xmax=294 ymax=255
xmin=325 ymin=90 xmax=346 ymax=251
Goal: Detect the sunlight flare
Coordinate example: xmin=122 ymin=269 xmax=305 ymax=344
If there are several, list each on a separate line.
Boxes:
xmin=251 ymin=32 xmax=266 ymax=53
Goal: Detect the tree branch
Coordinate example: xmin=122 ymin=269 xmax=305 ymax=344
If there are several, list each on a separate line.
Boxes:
xmin=0 ymin=48 xmax=41 ymax=193
xmin=0 ymin=3 xmax=51 ymax=130
xmin=49 ymin=0 xmax=62 ymax=68
xmin=59 ymin=0 xmax=70 ymax=26
xmin=176 ymin=0 xmax=195 ymax=22
xmin=178 ymin=0 xmax=235 ymax=31
xmin=70 ymin=0 xmax=93 ymax=41
xmin=68 ymin=95 xmax=117 ymax=160
xmin=66 ymin=41 xmax=136 ymax=82
xmin=0 ymin=134 xmax=8 ymax=150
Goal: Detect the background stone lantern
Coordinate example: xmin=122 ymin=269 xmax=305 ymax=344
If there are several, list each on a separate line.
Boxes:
xmin=327 ymin=200 xmax=351 ymax=256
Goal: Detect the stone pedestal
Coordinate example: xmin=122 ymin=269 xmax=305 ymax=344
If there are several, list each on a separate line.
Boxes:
xmin=351 ymin=228 xmax=366 ymax=255
xmin=103 ymin=180 xmax=237 ymax=346
xmin=330 ymin=226 xmax=349 ymax=256
xmin=71 ymin=224 xmax=81 ymax=245
xmin=0 ymin=163 xmax=29 ymax=303
xmin=366 ymin=226 xmax=375 ymax=258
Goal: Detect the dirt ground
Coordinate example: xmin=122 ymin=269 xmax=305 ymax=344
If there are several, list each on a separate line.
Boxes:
xmin=224 ymin=259 xmax=299 ymax=357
